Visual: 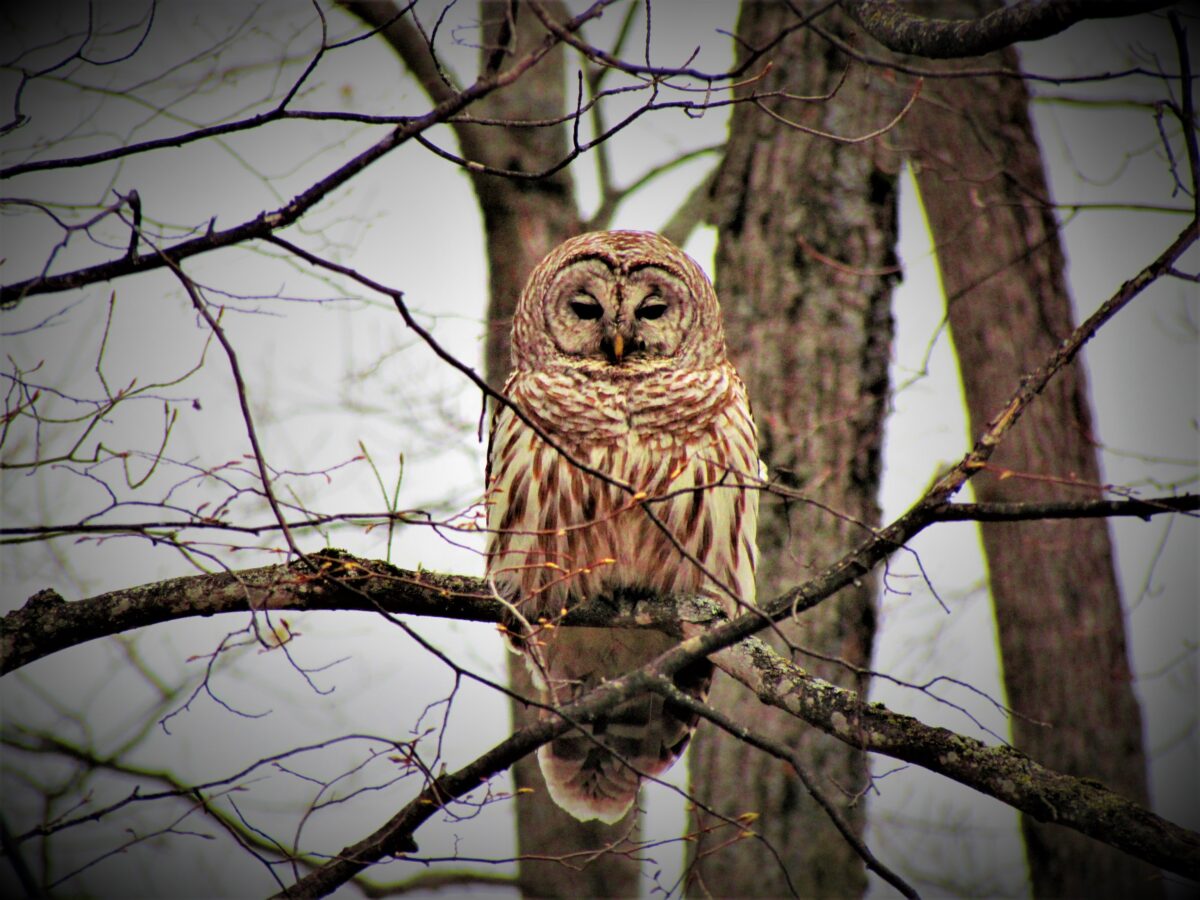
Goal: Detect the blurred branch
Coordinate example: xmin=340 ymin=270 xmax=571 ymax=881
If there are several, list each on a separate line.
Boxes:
xmin=586 ymin=144 xmax=722 ymax=233
xmin=0 ymin=814 xmax=44 ymax=899
xmin=339 ymin=0 xmax=477 ymax=156
xmin=269 ymin=663 xmax=648 ymax=897
xmin=529 ymin=0 xmax=834 ymax=82
xmin=654 ymin=680 xmax=918 ymax=899
xmin=355 ymin=871 xmax=519 ymax=897
xmin=1169 ymin=11 xmax=1199 ymax=219
xmin=343 ymin=1 xmax=462 ymax=98
xmin=659 ymin=166 xmax=718 ymax=249
xmin=754 ymin=76 xmax=923 ymax=143
xmin=807 ymin=18 xmax=1178 ymax=84
xmin=3 ymin=725 xmax=435 ymax=892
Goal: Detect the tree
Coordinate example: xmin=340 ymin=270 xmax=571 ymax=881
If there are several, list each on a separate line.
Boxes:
xmin=898 ymin=3 xmax=1161 ymax=893
xmin=688 ymin=4 xmax=898 ymax=896
xmin=2 ymin=2 xmax=1197 ymax=898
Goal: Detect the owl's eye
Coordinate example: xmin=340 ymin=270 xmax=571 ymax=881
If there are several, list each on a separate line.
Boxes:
xmin=635 ymin=299 xmax=668 ymax=321
xmin=569 ymin=298 xmax=603 ymax=320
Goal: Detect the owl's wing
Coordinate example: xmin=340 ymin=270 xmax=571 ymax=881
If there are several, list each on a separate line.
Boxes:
xmin=483 ymin=374 xmax=537 ymax=651
xmin=483 ymin=374 xmax=518 ymax=506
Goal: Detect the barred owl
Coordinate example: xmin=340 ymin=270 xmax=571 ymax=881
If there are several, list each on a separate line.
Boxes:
xmin=485 ymin=230 xmax=761 ymax=823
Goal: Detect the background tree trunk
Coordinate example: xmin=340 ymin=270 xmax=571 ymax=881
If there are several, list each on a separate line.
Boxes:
xmin=900 ymin=4 xmax=1162 ymax=894
xmin=468 ymin=4 xmax=639 ymax=897
xmin=688 ymin=6 xmax=901 ymax=896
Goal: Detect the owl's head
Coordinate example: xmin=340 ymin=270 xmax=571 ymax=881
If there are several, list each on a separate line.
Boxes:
xmin=511 ymin=231 xmax=727 ymax=374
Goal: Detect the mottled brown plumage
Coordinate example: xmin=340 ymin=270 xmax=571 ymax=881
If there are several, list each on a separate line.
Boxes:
xmin=485 ymin=230 xmax=761 ymax=823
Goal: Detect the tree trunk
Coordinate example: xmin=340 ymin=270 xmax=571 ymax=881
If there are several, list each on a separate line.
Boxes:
xmin=900 ymin=4 xmax=1162 ymax=894
xmin=688 ymin=6 xmax=899 ymax=896
xmin=467 ymin=4 xmax=639 ymax=897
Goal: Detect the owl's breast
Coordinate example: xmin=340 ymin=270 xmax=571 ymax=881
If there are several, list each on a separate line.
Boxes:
xmin=487 ymin=365 xmax=760 ymax=618
xmin=519 ymin=370 xmax=630 ymax=444
xmin=626 ymin=367 xmax=733 ymax=444
xmin=517 ymin=365 xmax=735 ymax=446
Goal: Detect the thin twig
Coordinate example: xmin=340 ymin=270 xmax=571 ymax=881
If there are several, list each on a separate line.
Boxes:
xmin=160 ymin=257 xmax=302 ymax=559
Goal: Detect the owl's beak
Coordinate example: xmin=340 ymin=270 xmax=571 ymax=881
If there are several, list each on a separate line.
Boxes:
xmin=600 ymin=331 xmax=626 ymax=364
xmin=601 ymin=329 xmax=643 ymax=364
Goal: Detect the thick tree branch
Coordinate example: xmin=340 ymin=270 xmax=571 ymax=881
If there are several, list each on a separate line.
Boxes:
xmin=0 ymin=553 xmax=491 ymax=676
xmin=0 ymin=550 xmax=722 ymax=675
xmin=709 ymin=635 xmax=1200 ymax=881
xmin=6 ymin=491 xmax=1196 ymax=674
xmin=930 ymin=493 xmax=1200 ymax=522
xmin=839 ymin=0 xmax=1176 ymax=59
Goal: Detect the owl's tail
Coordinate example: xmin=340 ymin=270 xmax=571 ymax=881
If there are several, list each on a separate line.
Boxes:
xmin=536 ymin=657 xmax=713 ymax=824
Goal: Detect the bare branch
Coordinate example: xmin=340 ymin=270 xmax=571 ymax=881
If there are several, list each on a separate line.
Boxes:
xmin=0 ymin=553 xmax=492 ymax=675
xmin=161 ymin=257 xmax=302 ymax=559
xmin=651 ymin=679 xmax=919 ymax=899
xmin=0 ymin=2 xmax=612 ymax=307
xmin=930 ymin=493 xmax=1200 ymax=522
xmin=839 ymin=0 xmax=1176 ymax=59
xmin=753 ymin=76 xmax=923 ymax=144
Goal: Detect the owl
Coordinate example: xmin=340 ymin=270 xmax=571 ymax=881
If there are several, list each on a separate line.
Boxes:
xmin=485 ymin=230 xmax=761 ymax=823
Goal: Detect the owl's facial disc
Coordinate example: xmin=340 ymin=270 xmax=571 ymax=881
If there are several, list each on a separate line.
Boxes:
xmin=543 ymin=259 xmax=693 ymax=367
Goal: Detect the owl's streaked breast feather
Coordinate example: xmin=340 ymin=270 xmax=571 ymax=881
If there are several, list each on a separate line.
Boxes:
xmin=487 ymin=363 xmax=758 ymax=612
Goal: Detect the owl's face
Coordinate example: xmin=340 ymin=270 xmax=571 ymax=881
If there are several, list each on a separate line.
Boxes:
xmin=511 ymin=231 xmax=727 ymax=375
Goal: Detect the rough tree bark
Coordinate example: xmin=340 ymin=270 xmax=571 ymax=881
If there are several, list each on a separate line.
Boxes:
xmin=899 ymin=2 xmax=1162 ymax=895
xmin=688 ymin=5 xmax=901 ymax=896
